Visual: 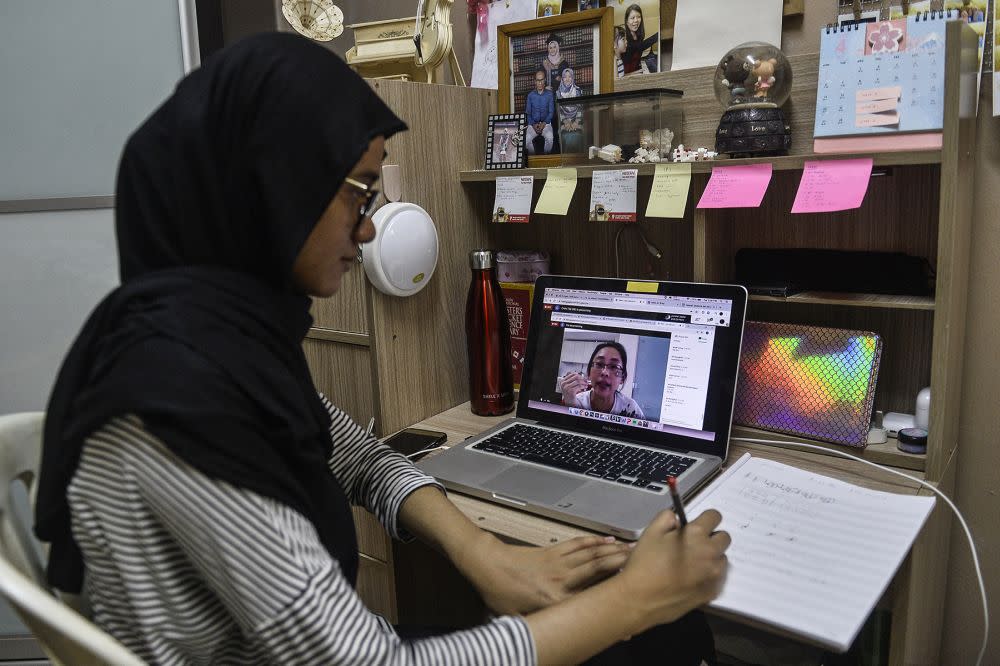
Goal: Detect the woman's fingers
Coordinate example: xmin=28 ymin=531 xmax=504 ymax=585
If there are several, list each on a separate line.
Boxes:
xmin=565 ymin=550 xmax=631 ymax=589
xmin=560 ymin=540 xmax=631 ymax=569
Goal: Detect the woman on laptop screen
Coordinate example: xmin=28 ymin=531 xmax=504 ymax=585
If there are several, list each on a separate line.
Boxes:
xmin=561 ymin=342 xmax=646 ymax=418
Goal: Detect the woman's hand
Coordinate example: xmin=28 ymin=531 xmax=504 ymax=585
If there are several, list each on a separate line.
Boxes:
xmin=618 ymin=509 xmax=730 ymax=632
xmin=560 ymin=371 xmax=589 ymax=406
xmin=460 ymin=532 xmax=632 ymax=615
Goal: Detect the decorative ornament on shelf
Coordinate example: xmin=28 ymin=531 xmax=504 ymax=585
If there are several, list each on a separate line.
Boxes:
xmin=671 ymin=144 xmax=718 ymax=162
xmin=713 ymin=42 xmax=793 ymax=157
xmin=281 ymin=0 xmax=344 ymax=42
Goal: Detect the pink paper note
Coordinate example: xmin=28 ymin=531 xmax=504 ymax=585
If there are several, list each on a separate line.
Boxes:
xmin=855 ymin=111 xmax=900 ymax=127
xmin=696 ymin=164 xmax=773 ymax=209
xmin=856 ymin=98 xmax=899 ymax=114
xmin=791 ymin=158 xmax=874 ymax=214
xmin=855 ymin=86 xmax=902 ymax=102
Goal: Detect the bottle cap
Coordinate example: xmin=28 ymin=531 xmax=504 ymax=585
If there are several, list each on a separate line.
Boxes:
xmin=897 ymin=427 xmax=928 ymax=454
xmin=469 ymin=250 xmax=493 ymax=270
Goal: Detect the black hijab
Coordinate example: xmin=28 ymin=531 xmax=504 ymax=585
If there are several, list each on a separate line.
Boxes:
xmin=34 ymin=33 xmax=406 ymax=593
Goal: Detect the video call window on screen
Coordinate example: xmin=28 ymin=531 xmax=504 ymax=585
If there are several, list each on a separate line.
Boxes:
xmin=526 ymin=288 xmax=733 ymax=440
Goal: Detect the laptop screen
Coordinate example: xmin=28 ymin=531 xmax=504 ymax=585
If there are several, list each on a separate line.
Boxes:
xmin=517 ymin=276 xmax=747 ymax=457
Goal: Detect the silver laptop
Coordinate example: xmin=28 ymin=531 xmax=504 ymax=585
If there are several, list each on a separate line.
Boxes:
xmin=419 ymin=275 xmax=748 ymax=540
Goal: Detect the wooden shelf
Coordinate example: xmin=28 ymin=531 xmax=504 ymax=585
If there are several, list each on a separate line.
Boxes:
xmin=729 ymin=425 xmax=926 ymax=472
xmin=459 ymin=150 xmax=942 ymax=182
xmin=750 ymin=291 xmax=935 ymax=311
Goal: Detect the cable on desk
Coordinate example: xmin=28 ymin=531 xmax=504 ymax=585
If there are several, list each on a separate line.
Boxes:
xmin=731 ymin=436 xmax=989 ymax=666
xmin=405 ymin=445 xmax=448 ymax=460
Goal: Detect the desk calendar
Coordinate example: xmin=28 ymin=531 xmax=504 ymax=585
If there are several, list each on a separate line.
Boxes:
xmin=814 ymin=11 xmax=954 ymax=138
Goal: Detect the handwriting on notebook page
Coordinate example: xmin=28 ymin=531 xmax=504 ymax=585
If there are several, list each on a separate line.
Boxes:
xmin=685 ymin=454 xmax=935 ymax=651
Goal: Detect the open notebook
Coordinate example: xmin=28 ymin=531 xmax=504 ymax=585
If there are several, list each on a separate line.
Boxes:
xmin=686 ymin=454 xmax=935 ymax=652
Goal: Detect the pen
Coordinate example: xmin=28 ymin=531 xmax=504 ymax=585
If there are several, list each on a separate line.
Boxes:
xmin=666 ymin=476 xmax=688 ymax=527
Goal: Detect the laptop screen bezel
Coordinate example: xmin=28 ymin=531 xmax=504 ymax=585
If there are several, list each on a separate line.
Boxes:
xmin=515 ymin=275 xmax=748 ymax=458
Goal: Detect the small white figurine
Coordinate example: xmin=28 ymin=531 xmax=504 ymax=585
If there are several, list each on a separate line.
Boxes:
xmin=671 ymin=144 xmax=718 ymax=162
xmin=638 ymin=128 xmax=675 ymax=158
xmin=588 ymin=144 xmax=623 ymax=163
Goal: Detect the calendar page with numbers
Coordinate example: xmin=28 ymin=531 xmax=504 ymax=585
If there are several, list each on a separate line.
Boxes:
xmin=814 ymin=11 xmax=953 ymax=138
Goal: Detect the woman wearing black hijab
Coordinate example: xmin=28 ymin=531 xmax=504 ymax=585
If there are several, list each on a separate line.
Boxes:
xmin=34 ymin=33 xmax=728 ymax=664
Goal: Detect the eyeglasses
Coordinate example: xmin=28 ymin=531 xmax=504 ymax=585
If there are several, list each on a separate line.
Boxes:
xmin=590 ymin=361 xmax=625 ymax=377
xmin=343 ymin=176 xmax=380 ymax=232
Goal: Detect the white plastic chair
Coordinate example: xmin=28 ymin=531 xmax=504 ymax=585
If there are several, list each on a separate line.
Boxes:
xmin=0 ymin=412 xmax=144 ymax=665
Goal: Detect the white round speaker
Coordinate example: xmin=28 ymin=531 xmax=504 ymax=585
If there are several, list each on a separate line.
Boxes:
xmin=361 ymin=202 xmax=439 ymax=297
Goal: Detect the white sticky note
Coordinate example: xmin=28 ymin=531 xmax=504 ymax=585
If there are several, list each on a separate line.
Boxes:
xmin=492 ymin=175 xmax=534 ymax=223
xmin=589 ymin=169 xmax=638 ymax=222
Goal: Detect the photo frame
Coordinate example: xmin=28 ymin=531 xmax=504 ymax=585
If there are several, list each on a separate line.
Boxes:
xmin=485 ymin=113 xmax=528 ymax=169
xmin=498 ymin=7 xmax=614 ymax=168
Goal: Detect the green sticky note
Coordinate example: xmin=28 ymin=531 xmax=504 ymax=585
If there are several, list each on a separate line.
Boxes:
xmin=534 ymin=168 xmax=578 ymax=215
xmin=645 ymin=162 xmax=692 ymax=218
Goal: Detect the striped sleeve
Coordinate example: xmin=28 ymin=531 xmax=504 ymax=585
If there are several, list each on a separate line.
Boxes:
xmin=319 ymin=395 xmax=444 ymax=540
xmin=72 ymin=420 xmax=536 ymax=665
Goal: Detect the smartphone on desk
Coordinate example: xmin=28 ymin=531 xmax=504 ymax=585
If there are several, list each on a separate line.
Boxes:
xmin=383 ymin=427 xmax=448 ymax=462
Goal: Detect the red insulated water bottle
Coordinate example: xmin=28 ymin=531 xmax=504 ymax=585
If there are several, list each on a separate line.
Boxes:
xmin=466 ymin=250 xmax=515 ymax=416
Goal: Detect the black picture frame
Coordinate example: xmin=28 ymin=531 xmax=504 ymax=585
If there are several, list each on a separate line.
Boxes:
xmin=485 ymin=113 xmax=528 ymax=170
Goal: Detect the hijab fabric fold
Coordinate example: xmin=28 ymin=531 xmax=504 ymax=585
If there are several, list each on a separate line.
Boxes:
xmin=35 ymin=33 xmax=406 ymax=593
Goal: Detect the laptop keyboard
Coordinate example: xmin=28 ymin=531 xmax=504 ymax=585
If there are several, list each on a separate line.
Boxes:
xmin=471 ymin=424 xmax=697 ymax=492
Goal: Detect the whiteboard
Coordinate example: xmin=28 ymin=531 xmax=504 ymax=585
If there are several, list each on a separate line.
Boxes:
xmin=0 ymin=1 xmax=197 ymax=204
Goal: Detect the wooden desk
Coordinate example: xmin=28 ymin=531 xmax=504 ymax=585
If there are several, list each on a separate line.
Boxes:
xmin=401 ymin=402 xmax=941 ymax=665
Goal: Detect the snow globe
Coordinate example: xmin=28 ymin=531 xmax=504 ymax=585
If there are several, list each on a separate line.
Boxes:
xmin=713 ymin=42 xmax=792 ymax=156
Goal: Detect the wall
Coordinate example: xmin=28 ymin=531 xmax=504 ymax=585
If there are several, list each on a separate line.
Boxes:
xmin=0 ymin=210 xmax=119 ymax=414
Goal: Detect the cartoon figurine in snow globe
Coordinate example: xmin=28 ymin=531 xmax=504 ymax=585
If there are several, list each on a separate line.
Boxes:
xmin=713 ymin=42 xmax=792 ymax=157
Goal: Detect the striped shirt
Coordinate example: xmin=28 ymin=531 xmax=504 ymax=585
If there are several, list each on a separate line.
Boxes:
xmin=66 ymin=400 xmax=536 ymax=665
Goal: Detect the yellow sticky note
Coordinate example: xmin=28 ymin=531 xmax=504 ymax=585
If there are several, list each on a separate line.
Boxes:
xmin=645 ymin=162 xmax=692 ymax=218
xmin=534 ymin=168 xmax=578 ymax=215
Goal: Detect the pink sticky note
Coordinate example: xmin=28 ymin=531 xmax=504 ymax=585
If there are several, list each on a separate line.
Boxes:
xmin=855 ymin=86 xmax=902 ymax=102
xmin=855 ymin=111 xmax=900 ymax=127
xmin=791 ymin=158 xmax=874 ymax=214
xmin=856 ymin=98 xmax=899 ymax=114
xmin=696 ymin=164 xmax=773 ymax=209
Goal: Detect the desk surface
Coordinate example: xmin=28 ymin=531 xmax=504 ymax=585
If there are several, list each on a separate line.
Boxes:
xmin=413 ymin=402 xmax=925 ymax=547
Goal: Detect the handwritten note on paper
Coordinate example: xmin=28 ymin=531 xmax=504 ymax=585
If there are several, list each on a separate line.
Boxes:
xmin=646 ymin=162 xmax=691 ymax=218
xmin=696 ymin=164 xmax=773 ymax=209
xmin=686 ymin=454 xmax=935 ymax=652
xmin=791 ymin=158 xmax=874 ymax=214
xmin=492 ymin=175 xmax=534 ymax=223
xmin=534 ymin=168 xmax=578 ymax=216
xmin=590 ymin=169 xmax=637 ymax=222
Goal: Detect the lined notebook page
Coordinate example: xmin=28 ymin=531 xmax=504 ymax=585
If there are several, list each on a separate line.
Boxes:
xmin=686 ymin=454 xmax=935 ymax=651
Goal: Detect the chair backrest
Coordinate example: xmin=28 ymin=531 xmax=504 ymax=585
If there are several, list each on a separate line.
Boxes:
xmin=0 ymin=412 xmax=145 ymax=666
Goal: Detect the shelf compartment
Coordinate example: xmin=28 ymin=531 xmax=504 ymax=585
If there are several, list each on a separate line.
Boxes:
xmin=730 ymin=425 xmax=925 ymax=472
xmin=749 ymin=291 xmax=935 ymax=311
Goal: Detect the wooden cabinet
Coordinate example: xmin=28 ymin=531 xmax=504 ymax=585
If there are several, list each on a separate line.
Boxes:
xmin=449 ymin=22 xmax=977 ymax=665
xmin=304 ymin=23 xmax=976 ymax=660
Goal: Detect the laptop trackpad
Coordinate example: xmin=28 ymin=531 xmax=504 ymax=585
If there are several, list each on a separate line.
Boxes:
xmin=484 ymin=465 xmax=585 ymax=505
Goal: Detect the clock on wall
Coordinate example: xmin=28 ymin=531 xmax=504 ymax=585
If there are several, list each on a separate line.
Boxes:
xmin=281 ymin=0 xmax=344 ymax=42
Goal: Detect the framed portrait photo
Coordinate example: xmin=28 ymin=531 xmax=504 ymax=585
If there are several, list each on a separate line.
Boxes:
xmin=485 ymin=113 xmax=528 ymax=170
xmin=498 ymin=7 xmax=614 ymax=168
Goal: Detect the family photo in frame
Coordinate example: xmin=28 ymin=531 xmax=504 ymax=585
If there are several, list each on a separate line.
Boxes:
xmin=498 ymin=8 xmax=613 ymax=167
xmin=484 ymin=113 xmax=528 ymax=169
xmin=613 ymin=0 xmax=660 ymax=78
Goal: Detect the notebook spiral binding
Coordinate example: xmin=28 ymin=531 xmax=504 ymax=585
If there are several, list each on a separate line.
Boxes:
xmin=914 ymin=9 xmax=955 ymax=21
xmin=825 ymin=22 xmax=864 ymax=33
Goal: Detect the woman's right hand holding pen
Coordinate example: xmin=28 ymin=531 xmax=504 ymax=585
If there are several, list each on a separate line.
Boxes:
xmin=524 ymin=509 xmax=730 ymax=664
xmin=618 ymin=509 xmax=730 ymax=632
xmin=560 ymin=371 xmax=589 ymax=406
